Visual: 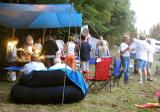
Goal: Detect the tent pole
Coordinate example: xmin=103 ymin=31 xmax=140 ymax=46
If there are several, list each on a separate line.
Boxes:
xmin=68 ymin=3 xmax=73 ymax=42
xmin=42 ymin=28 xmax=46 ymax=44
xmin=12 ymin=28 xmax=15 ymax=39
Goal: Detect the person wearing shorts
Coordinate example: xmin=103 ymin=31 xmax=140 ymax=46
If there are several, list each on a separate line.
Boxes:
xmin=136 ymin=59 xmax=147 ymax=70
xmin=146 ymin=39 xmax=155 ymax=81
xmin=133 ymin=34 xmax=149 ymax=83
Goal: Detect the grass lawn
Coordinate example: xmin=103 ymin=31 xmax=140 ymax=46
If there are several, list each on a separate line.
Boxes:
xmin=0 ymin=49 xmax=160 ymax=112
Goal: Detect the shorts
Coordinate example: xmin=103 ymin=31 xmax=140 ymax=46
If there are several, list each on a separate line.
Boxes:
xmin=136 ymin=59 xmax=147 ymax=70
xmin=130 ymin=53 xmax=136 ymax=59
xmin=147 ymin=62 xmax=152 ymax=68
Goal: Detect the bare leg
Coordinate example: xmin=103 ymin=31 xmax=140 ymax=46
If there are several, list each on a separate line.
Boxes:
xmin=143 ymin=68 xmax=148 ymax=82
xmin=134 ymin=60 xmax=137 ymax=74
xmin=138 ymin=69 xmax=143 ymax=83
xmin=147 ymin=68 xmax=153 ymax=80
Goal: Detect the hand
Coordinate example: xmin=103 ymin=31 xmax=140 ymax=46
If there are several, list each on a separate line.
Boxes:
xmin=131 ymin=48 xmax=135 ymax=51
xmin=127 ymin=47 xmax=130 ymax=51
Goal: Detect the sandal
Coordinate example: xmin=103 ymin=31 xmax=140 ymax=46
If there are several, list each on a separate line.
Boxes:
xmin=147 ymin=78 xmax=153 ymax=81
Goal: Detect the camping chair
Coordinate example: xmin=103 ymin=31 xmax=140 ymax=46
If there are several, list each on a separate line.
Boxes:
xmin=85 ymin=57 xmax=112 ymax=92
xmin=111 ymin=59 xmax=121 ymax=87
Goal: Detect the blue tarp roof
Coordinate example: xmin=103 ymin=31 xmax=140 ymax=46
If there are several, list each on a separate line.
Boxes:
xmin=0 ymin=3 xmax=82 ymax=28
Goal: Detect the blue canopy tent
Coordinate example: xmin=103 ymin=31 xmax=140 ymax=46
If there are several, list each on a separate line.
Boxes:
xmin=0 ymin=4 xmax=83 ymax=104
xmin=0 ymin=3 xmax=82 ymax=28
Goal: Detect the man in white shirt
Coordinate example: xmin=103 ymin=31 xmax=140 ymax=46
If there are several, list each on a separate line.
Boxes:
xmin=20 ymin=54 xmax=47 ymax=75
xmin=119 ymin=35 xmax=130 ymax=83
xmin=49 ymin=57 xmax=71 ymax=70
xmin=133 ymin=34 xmax=149 ymax=83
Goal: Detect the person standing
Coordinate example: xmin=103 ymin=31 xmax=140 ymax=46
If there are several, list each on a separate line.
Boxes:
xmin=23 ymin=35 xmax=34 ymax=54
xmin=147 ymin=39 xmax=155 ymax=81
xmin=33 ymin=37 xmax=42 ymax=53
xmin=96 ymin=40 xmax=110 ymax=58
xmin=133 ymin=34 xmax=149 ymax=83
xmin=119 ymin=35 xmax=130 ymax=83
xmin=55 ymin=36 xmax=65 ymax=58
xmin=64 ymin=36 xmax=76 ymax=70
xmin=129 ymin=40 xmax=137 ymax=74
xmin=80 ymin=35 xmax=91 ymax=73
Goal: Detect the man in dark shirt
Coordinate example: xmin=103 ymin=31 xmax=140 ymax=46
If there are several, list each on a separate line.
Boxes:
xmin=41 ymin=35 xmax=58 ymax=67
xmin=80 ymin=35 xmax=91 ymax=72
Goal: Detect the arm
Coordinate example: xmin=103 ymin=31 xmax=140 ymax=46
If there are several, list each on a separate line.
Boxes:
xmin=63 ymin=42 xmax=68 ymax=53
xmin=107 ymin=48 xmax=110 ymax=56
xmin=95 ymin=48 xmax=99 ymax=57
xmin=120 ymin=48 xmax=130 ymax=55
xmin=89 ymin=43 xmax=91 ymax=52
xmin=132 ymin=38 xmax=140 ymax=44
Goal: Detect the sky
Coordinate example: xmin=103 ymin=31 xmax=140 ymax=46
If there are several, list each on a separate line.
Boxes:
xmin=130 ymin=0 xmax=160 ymax=34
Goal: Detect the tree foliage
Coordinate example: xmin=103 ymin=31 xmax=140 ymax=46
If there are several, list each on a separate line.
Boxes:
xmin=0 ymin=0 xmax=136 ymax=44
xmin=149 ymin=23 xmax=160 ymax=40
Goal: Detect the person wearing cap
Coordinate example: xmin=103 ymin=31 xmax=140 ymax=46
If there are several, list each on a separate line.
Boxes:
xmin=132 ymin=34 xmax=150 ymax=83
xmin=20 ymin=53 xmax=47 ymax=75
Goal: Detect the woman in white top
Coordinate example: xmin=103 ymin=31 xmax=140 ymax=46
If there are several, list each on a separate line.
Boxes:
xmin=96 ymin=40 xmax=110 ymax=58
xmin=64 ymin=36 xmax=76 ymax=70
